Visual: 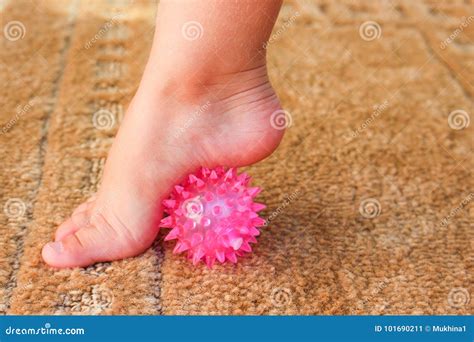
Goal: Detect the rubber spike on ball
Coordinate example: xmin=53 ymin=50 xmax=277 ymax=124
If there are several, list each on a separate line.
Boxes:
xmin=159 ymin=167 xmax=266 ymax=268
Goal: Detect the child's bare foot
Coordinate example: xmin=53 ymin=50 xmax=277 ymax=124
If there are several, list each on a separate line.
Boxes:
xmin=42 ymin=0 xmax=284 ymax=268
xmin=42 ymin=64 xmax=284 ymax=268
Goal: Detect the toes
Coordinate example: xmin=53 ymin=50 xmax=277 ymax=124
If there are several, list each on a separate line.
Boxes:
xmin=44 ymin=201 xmax=159 ymax=268
xmin=72 ymin=200 xmax=93 ymax=216
xmin=43 ymin=225 xmax=108 ymax=268
xmin=56 ymin=201 xmax=95 ymax=241
xmin=86 ymin=194 xmax=97 ymax=203
xmin=54 ymin=217 xmax=81 ymax=242
xmin=54 ymin=209 xmax=90 ymax=242
xmin=71 ymin=207 xmax=91 ymax=227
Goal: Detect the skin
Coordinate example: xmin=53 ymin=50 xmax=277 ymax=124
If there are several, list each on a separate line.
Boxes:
xmin=42 ymin=0 xmax=284 ymax=268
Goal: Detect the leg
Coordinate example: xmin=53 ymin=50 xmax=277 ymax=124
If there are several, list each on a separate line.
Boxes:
xmin=42 ymin=0 xmax=284 ymax=268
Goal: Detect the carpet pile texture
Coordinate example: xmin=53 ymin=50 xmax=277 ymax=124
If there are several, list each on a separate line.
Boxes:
xmin=0 ymin=0 xmax=472 ymax=314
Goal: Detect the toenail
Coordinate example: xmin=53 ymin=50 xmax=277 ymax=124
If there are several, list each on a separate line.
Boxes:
xmin=47 ymin=241 xmax=64 ymax=254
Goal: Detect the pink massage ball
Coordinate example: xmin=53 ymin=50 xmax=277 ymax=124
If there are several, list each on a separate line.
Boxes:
xmin=159 ymin=166 xmax=266 ymax=268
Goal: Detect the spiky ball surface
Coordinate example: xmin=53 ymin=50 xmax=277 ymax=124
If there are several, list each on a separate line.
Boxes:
xmin=160 ymin=167 xmax=266 ymax=268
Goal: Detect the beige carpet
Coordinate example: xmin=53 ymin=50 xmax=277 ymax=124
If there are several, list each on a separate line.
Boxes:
xmin=0 ymin=0 xmax=472 ymax=315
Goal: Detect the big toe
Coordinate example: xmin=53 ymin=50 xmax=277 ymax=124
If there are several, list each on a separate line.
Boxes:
xmin=42 ymin=225 xmax=109 ymax=268
xmin=43 ymin=209 xmax=158 ymax=268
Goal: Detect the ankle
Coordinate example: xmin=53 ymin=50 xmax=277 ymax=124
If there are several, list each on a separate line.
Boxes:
xmin=143 ymin=61 xmax=272 ymax=105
